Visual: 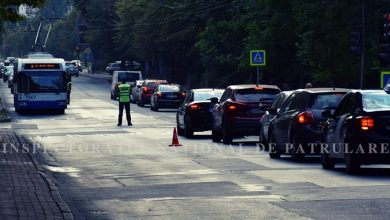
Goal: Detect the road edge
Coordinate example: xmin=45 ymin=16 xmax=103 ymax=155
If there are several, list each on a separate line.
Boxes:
xmin=0 ymin=84 xmax=12 ymax=123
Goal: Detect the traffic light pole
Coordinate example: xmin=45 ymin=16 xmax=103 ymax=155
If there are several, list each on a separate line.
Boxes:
xmin=360 ymin=4 xmax=365 ymax=89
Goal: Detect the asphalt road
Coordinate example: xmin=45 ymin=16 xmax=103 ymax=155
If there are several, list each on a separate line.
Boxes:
xmin=1 ymin=74 xmax=390 ymax=220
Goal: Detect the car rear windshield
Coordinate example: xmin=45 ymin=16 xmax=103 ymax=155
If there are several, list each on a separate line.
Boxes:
xmin=235 ymin=88 xmax=279 ymax=102
xmin=159 ymin=85 xmax=180 ymax=92
xmin=194 ymin=90 xmax=224 ymax=101
xmin=118 ymin=72 xmax=140 ymax=82
xmin=309 ymin=93 xmax=345 ymax=110
xmin=363 ymin=93 xmax=390 ymax=111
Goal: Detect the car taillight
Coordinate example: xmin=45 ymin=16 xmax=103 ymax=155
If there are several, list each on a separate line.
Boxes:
xmin=190 ymin=104 xmax=199 ymax=110
xmin=228 ymin=105 xmax=237 ymax=111
xmin=297 ymin=111 xmax=315 ymax=124
xmin=360 ymin=117 xmax=374 ymax=130
xmin=180 ymin=92 xmax=186 ymax=98
xmin=157 ymin=92 xmax=162 ymax=97
xmin=143 ymin=87 xmax=148 ymax=92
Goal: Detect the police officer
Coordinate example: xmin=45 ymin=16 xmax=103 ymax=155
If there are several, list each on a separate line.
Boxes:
xmin=66 ymin=76 xmax=72 ymax=104
xmin=117 ymin=80 xmax=132 ymax=126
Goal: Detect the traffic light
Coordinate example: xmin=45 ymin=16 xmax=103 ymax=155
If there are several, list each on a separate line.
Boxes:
xmin=379 ymin=44 xmax=390 ymax=67
xmin=350 ymin=31 xmax=362 ymax=55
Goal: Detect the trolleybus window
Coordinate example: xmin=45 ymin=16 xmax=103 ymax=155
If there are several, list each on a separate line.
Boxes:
xmin=18 ymin=71 xmax=66 ymax=93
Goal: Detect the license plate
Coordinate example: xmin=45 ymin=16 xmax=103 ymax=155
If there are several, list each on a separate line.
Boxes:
xmin=167 ymin=95 xmax=177 ymax=99
xmin=251 ymin=108 xmax=261 ymax=114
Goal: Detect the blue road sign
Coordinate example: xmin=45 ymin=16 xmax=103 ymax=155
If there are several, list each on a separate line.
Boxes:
xmin=381 ymin=72 xmax=390 ymax=88
xmin=250 ymin=50 xmax=266 ymax=66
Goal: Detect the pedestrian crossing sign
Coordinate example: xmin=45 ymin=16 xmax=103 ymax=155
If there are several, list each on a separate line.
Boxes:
xmin=381 ymin=71 xmax=390 ymax=88
xmin=250 ymin=50 xmax=266 ymax=66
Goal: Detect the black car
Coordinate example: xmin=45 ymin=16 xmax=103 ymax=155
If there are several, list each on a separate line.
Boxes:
xmin=268 ymin=88 xmax=349 ymax=160
xmin=150 ymin=84 xmax=186 ymax=111
xmin=321 ymin=89 xmax=390 ymax=173
xmin=259 ymin=91 xmax=293 ymax=145
xmin=176 ymin=89 xmax=224 ymax=137
xmin=211 ymin=84 xmax=281 ymax=144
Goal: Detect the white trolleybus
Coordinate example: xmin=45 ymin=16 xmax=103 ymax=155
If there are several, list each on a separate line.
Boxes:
xmin=13 ymin=57 xmax=68 ymax=114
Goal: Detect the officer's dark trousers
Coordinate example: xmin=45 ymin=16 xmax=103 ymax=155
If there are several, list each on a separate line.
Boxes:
xmin=118 ymin=102 xmax=131 ymax=125
xmin=67 ymin=92 xmax=70 ymax=104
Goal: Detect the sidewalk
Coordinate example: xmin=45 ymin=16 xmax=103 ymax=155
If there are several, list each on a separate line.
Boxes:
xmin=0 ymin=130 xmax=74 ymax=219
xmin=79 ymin=70 xmax=111 ymax=81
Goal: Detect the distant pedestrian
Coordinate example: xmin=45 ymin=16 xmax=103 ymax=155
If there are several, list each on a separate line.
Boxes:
xmin=66 ymin=76 xmax=72 ymax=104
xmin=117 ymin=80 xmax=132 ymax=126
xmin=305 ymin=83 xmax=313 ymax=88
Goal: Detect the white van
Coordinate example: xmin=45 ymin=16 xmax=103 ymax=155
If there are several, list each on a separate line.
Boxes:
xmin=110 ymin=70 xmax=142 ymax=100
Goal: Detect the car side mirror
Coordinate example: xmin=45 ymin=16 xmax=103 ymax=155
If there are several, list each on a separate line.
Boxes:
xmin=210 ymin=97 xmax=219 ymax=104
xmin=268 ymin=108 xmax=278 ymax=115
xmin=321 ymin=109 xmax=333 ymax=118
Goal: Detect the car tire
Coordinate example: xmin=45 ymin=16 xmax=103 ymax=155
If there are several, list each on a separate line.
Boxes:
xmin=76 ymin=74 xmax=79 ymax=77
xmin=269 ymin=131 xmax=281 ymax=159
xmin=345 ymin=153 xmax=360 ymax=174
xmin=140 ymin=99 xmax=145 ymax=107
xmin=321 ymin=152 xmax=335 ymax=169
xmin=184 ymin=116 xmax=193 ymax=138
xmin=111 ymin=92 xmax=114 ymax=100
xmin=222 ymin=121 xmax=233 ymax=144
xmin=212 ymin=129 xmax=222 ymax=142
xmin=290 ymin=135 xmax=305 ymax=161
xmin=176 ymin=115 xmax=184 ymax=136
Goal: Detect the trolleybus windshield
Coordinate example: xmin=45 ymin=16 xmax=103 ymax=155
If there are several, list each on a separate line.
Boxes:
xmin=18 ymin=71 xmax=66 ymax=93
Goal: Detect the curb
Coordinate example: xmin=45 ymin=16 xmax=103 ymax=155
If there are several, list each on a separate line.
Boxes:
xmin=0 ymin=84 xmax=12 ymax=123
xmin=16 ymin=135 xmax=75 ymax=220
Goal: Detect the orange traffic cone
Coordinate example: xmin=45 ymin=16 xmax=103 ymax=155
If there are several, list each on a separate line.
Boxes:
xmin=169 ymin=127 xmax=182 ymax=147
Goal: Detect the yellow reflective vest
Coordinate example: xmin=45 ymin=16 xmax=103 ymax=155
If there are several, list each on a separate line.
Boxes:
xmin=118 ymin=83 xmax=131 ymax=103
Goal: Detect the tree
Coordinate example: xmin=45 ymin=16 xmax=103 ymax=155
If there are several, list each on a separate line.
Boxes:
xmin=0 ymin=0 xmax=45 ymax=29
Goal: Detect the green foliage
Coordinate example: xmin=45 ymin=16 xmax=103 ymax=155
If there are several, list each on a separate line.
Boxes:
xmin=2 ymin=0 xmax=389 ymax=89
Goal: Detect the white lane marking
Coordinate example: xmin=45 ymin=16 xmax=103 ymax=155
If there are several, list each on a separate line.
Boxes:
xmin=141 ymin=195 xmax=284 ymax=202
xmin=239 ymin=184 xmax=267 ymax=192
xmin=99 ymin=169 xmax=219 ymax=178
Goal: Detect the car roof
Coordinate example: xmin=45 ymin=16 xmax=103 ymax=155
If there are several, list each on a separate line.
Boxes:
xmin=228 ymin=84 xmax=280 ymax=90
xmin=295 ymin=88 xmax=350 ymax=93
xmin=192 ymin=88 xmax=224 ymax=92
xmin=352 ymin=89 xmax=389 ymax=95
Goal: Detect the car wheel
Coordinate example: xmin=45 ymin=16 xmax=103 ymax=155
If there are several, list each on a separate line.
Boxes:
xmin=321 ymin=152 xmax=335 ymax=169
xmin=222 ymin=121 xmax=233 ymax=144
xmin=259 ymin=126 xmax=266 ymax=144
xmin=76 ymin=74 xmax=79 ymax=77
xmin=184 ymin=116 xmax=193 ymax=138
xmin=211 ymin=128 xmax=222 ymax=142
xmin=290 ymin=135 xmax=305 ymax=161
xmin=140 ymin=99 xmax=145 ymax=107
xmin=345 ymin=153 xmax=360 ymax=174
xmin=176 ymin=116 xmax=184 ymax=136
xmin=269 ymin=131 xmax=281 ymax=159
xmin=150 ymin=104 xmax=154 ymax=111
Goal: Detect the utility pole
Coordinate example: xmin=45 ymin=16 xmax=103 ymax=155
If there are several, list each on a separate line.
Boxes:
xmin=76 ymin=11 xmax=80 ymax=60
xmin=360 ymin=4 xmax=365 ymax=89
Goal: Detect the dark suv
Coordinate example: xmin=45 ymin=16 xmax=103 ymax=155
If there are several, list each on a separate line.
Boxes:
xmin=268 ymin=88 xmax=349 ymax=160
xmin=211 ymin=84 xmax=281 ymax=144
